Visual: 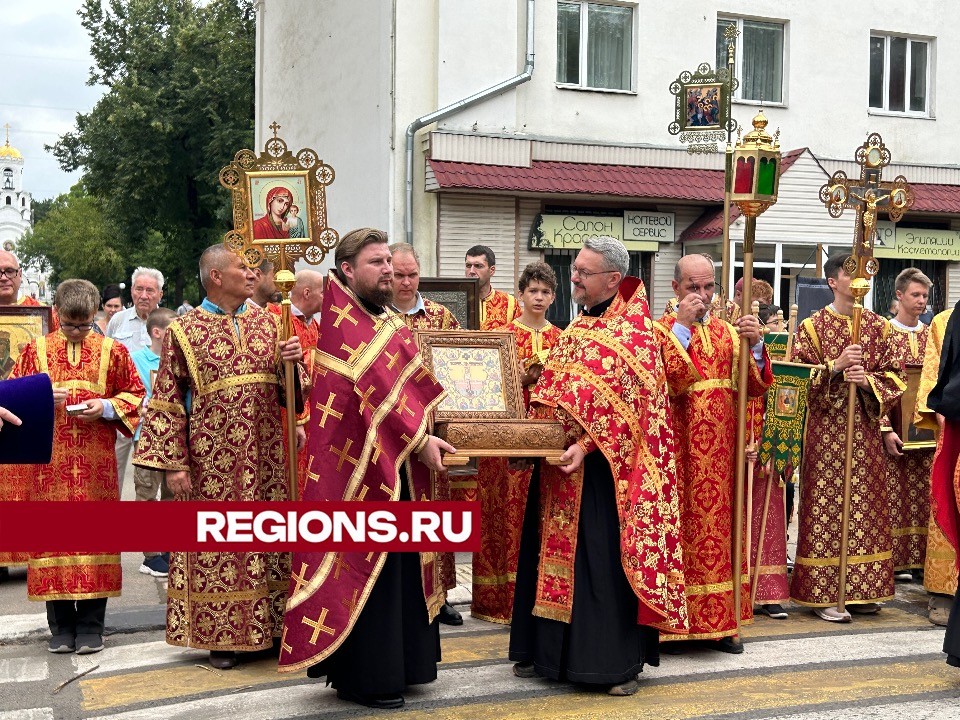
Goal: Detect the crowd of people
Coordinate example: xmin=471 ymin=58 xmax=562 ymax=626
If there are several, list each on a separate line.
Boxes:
xmin=0 ymin=234 xmax=959 ymax=710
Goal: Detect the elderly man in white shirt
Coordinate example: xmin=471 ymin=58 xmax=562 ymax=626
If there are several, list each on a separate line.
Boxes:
xmin=107 ymin=267 xmax=164 ymax=497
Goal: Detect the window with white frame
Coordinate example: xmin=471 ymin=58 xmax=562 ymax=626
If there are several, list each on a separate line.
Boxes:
xmin=715 ymin=18 xmax=785 ymax=104
xmin=869 ymin=34 xmax=931 ymax=115
xmin=557 ymin=2 xmax=633 ymax=91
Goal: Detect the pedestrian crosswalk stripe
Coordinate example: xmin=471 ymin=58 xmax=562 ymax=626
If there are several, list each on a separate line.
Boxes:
xmin=748 ymin=698 xmax=960 ymax=720
xmin=0 ymin=658 xmax=47 ymax=684
xmin=0 ymin=710 xmax=54 ymax=720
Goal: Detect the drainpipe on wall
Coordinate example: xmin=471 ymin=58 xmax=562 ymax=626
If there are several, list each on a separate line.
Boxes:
xmin=404 ymin=0 xmax=536 ymax=246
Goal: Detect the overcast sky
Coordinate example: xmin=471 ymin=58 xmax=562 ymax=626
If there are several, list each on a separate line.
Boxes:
xmin=7 ymin=3 xmax=106 ymax=202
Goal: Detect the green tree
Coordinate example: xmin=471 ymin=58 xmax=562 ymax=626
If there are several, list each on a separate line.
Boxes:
xmin=50 ymin=0 xmax=255 ymax=303
xmin=17 ymin=185 xmax=127 ymax=288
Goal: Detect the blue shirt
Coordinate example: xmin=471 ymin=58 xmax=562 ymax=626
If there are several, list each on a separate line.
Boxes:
xmin=130 ymin=346 xmax=159 ymax=441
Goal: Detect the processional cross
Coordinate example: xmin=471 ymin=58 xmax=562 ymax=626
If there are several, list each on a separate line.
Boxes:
xmin=219 ymin=121 xmax=339 ymax=501
xmin=818 ymin=134 xmax=914 ymax=616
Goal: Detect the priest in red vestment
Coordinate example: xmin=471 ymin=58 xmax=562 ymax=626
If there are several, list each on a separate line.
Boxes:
xmin=790 ymin=253 xmax=905 ymax=622
xmin=923 ymin=298 xmax=960 ymax=667
xmin=135 ymin=245 xmax=304 ymax=669
xmin=10 ymin=279 xmax=142 ymax=654
xmin=655 ymin=254 xmax=772 ymax=652
xmin=278 ymin=229 xmax=454 ymax=711
xmin=510 ymin=236 xmax=687 ymax=697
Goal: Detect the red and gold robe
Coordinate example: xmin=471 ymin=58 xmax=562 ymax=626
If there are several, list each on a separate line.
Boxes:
xmin=749 ymin=393 xmax=790 ymax=605
xmin=473 ymin=318 xmax=561 ymax=624
xmin=884 ymin=321 xmax=934 ymax=571
xmin=655 ymin=313 xmax=772 ymax=640
xmin=790 ymin=307 xmax=905 ymax=607
xmin=278 ymin=274 xmax=446 ymax=672
xmin=135 ymin=304 xmax=293 ymax=652
xmin=267 ymin=302 xmax=318 ymax=496
xmin=480 ymin=288 xmax=519 ymax=331
xmin=401 ymin=297 xmax=461 ymax=332
xmin=529 ymin=278 xmax=687 ymax=634
xmin=9 ymin=332 xmax=142 ymax=599
xmin=916 ymin=310 xmax=958 ymax=596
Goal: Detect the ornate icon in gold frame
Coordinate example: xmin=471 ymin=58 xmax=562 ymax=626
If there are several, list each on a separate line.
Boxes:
xmin=0 ymin=306 xmax=52 ymax=381
xmin=219 ymin=122 xmax=338 ymax=270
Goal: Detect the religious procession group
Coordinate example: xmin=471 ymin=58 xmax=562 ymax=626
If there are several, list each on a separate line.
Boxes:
xmin=1 ymin=228 xmax=960 ymax=712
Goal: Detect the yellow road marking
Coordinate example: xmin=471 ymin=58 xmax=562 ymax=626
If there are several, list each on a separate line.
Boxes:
xmin=742 ymin=607 xmax=928 ymax=639
xmin=376 ymin=659 xmax=958 ymax=720
xmin=441 ymin=631 xmax=510 ymax=664
xmin=80 ymin=659 xmax=305 ymax=711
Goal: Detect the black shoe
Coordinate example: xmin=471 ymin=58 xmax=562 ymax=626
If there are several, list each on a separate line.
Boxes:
xmin=209 ymin=650 xmax=237 ymax=669
xmin=438 ymin=601 xmax=463 ymax=626
xmin=513 ymin=661 xmax=537 ymax=678
xmin=48 ymin=634 xmax=76 ymax=654
xmin=755 ymin=603 xmax=789 ymax=619
xmin=336 ymin=688 xmax=404 ymax=709
xmin=75 ymin=634 xmax=104 ymax=655
xmin=705 ymin=636 xmax=744 ymax=654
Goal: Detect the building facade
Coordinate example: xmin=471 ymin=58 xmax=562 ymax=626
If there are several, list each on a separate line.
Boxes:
xmin=256 ymin=0 xmax=960 ymax=322
xmin=0 ymin=132 xmax=46 ymax=300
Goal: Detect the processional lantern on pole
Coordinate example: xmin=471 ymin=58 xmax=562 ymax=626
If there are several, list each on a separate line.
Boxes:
xmin=730 ymin=111 xmax=781 ymax=638
xmin=218 ymin=121 xmax=339 ymax=501
xmin=818 ymin=133 xmax=914 ymax=615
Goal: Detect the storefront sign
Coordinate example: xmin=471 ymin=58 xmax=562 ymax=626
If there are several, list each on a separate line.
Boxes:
xmin=623 ymin=211 xmax=675 ymax=250
xmin=530 ymin=212 xmax=673 ymax=252
xmin=875 ymin=222 xmax=960 ymax=261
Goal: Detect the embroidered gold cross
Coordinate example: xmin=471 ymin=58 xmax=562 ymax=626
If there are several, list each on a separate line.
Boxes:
xmin=365 ymin=551 xmax=376 ymax=562
xmin=330 ymin=439 xmax=359 ymax=472
xmin=330 ymin=303 xmax=358 ymax=328
xmin=386 ymin=349 xmax=401 ymax=370
xmin=356 ymin=484 xmax=370 ymax=501
xmin=291 ymin=562 xmax=311 ymax=595
xmin=341 ymin=588 xmax=360 ymax=612
xmin=414 ymin=365 xmax=431 ymax=382
xmin=356 ymin=385 xmax=376 ymax=414
xmin=340 ymin=340 xmax=368 ymax=364
xmin=65 ymin=423 xmax=82 ymax=443
xmin=302 ymin=608 xmax=335 ymax=644
xmin=395 ymin=393 xmax=415 ymax=417
xmin=333 ymin=554 xmax=351 ymax=580
xmin=71 ymin=465 xmax=83 ymax=483
xmin=280 ymin=626 xmax=293 ymax=655
xmin=315 ymin=392 xmax=343 ymax=428
xmin=379 ymin=482 xmax=393 ymax=495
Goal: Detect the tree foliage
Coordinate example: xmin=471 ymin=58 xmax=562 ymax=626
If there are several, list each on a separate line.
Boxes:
xmin=17 ymin=184 xmax=126 ymax=288
xmin=48 ymin=0 xmax=255 ymax=303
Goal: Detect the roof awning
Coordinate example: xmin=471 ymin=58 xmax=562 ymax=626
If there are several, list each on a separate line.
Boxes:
xmin=428 ymin=159 xmax=724 ymax=201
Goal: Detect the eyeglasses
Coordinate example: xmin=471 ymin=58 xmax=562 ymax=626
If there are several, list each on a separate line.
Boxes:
xmin=570 ymin=265 xmax=617 ymax=279
xmin=0 ymin=268 xmax=21 ymax=279
xmin=61 ymin=322 xmax=95 ymax=331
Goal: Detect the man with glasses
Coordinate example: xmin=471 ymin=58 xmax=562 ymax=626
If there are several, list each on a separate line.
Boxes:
xmin=0 ymin=249 xmax=57 ymax=578
xmin=510 ymin=236 xmax=687 ymax=697
xmin=655 ymin=253 xmax=771 ymax=652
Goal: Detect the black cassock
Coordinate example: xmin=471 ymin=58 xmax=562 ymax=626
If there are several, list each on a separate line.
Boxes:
xmin=508 ymin=449 xmax=659 ymax=685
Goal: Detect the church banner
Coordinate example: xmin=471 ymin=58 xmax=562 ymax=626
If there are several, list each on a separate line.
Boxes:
xmin=759 ymin=361 xmax=813 ymax=473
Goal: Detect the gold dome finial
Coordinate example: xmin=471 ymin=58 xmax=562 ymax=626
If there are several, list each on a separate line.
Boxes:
xmin=0 ymin=123 xmax=22 ymax=160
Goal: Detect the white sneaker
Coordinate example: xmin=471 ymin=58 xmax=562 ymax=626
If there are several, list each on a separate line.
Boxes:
xmin=814 ymin=607 xmax=851 ymax=623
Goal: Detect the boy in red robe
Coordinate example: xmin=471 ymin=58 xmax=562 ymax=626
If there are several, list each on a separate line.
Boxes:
xmin=10 ymin=279 xmax=143 ymax=654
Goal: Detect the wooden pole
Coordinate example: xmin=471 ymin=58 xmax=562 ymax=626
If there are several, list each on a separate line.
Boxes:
xmin=786 ymin=304 xmax=798 ymax=361
xmin=275 ymin=265 xmax=300 ymax=502
xmin=836 ymin=288 xmax=866 ymax=614
xmin=746 ymin=298 xmax=760 ymax=577
xmin=751 ymin=457 xmax=776 ymax=607
xmin=733 ymin=215 xmax=757 ymax=638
